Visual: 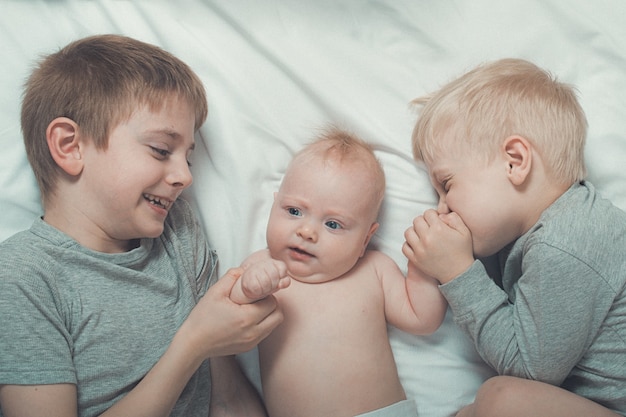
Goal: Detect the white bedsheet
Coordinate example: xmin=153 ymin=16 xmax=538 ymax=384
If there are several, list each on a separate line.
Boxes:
xmin=2 ymin=1 xmax=625 ymax=415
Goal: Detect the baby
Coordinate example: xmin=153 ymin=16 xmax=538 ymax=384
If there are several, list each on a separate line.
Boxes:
xmin=230 ymin=127 xmax=448 ymax=417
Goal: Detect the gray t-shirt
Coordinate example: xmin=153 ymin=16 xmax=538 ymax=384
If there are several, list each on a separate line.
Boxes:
xmin=0 ymin=198 xmax=217 ymax=417
xmin=441 ymin=181 xmax=626 ymax=414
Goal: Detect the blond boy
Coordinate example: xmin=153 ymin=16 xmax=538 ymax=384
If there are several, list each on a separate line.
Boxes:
xmin=404 ymin=58 xmax=626 ymax=416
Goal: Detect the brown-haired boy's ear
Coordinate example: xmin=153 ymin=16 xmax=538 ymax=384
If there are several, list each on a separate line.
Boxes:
xmin=503 ymin=135 xmax=532 ymax=186
xmin=46 ymin=117 xmax=84 ymax=176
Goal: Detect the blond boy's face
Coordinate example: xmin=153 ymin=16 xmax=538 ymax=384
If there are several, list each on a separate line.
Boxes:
xmin=426 ymin=145 xmax=525 ymax=258
xmin=266 ymin=156 xmax=379 ymax=283
xmin=73 ymin=95 xmax=196 ymax=252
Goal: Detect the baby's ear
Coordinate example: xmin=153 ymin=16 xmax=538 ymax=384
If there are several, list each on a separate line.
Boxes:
xmin=503 ymin=135 xmax=532 ymax=186
xmin=46 ymin=117 xmax=84 ymax=176
xmin=360 ymin=222 xmax=379 ymax=257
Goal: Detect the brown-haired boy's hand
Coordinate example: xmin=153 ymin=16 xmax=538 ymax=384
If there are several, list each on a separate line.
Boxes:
xmin=175 ymin=267 xmax=284 ymax=362
xmin=403 ymin=209 xmax=474 ymax=285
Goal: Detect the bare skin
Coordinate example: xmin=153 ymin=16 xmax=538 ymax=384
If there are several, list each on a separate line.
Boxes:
xmin=232 ymin=250 xmax=444 ymax=417
xmin=230 ymin=137 xmax=447 ymax=417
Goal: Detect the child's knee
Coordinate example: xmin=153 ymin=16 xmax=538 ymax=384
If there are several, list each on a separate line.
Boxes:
xmin=471 ymin=376 xmax=523 ymax=417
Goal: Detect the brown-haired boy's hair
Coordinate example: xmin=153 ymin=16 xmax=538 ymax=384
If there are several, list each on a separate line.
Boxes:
xmin=21 ymin=34 xmax=208 ymax=201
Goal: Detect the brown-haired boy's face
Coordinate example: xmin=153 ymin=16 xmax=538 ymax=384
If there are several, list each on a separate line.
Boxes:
xmin=65 ymin=95 xmax=196 ymax=253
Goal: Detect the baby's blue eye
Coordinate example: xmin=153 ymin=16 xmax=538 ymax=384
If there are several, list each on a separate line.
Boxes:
xmin=325 ymin=221 xmax=341 ymax=230
xmin=288 ymin=207 xmax=301 ymax=217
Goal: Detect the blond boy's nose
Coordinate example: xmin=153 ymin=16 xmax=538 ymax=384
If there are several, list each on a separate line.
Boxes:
xmin=437 ymin=198 xmax=450 ymax=214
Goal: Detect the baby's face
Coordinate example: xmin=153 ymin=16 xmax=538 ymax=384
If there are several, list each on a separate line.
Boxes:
xmin=266 ymin=156 xmax=378 ymax=283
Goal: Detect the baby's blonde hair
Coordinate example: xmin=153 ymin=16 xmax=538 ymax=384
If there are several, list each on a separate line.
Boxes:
xmin=412 ymin=58 xmax=588 ymax=184
xmin=291 ymin=126 xmax=386 ymax=218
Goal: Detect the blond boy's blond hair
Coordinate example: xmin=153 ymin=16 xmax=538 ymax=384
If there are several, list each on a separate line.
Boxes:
xmin=412 ymin=58 xmax=587 ymax=184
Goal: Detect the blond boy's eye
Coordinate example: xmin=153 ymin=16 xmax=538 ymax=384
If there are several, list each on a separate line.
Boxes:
xmin=150 ymin=146 xmax=170 ymax=158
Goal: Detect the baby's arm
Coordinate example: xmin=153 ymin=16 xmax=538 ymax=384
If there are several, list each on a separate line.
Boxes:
xmin=230 ymin=250 xmax=290 ymax=304
xmin=377 ymin=251 xmax=447 ymax=335
xmin=404 ymin=261 xmax=448 ymax=332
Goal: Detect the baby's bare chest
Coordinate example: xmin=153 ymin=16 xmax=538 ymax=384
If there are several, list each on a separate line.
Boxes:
xmin=271 ymin=273 xmax=388 ymax=343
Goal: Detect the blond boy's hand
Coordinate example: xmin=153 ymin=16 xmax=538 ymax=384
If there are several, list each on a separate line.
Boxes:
xmin=403 ymin=209 xmax=474 ymax=284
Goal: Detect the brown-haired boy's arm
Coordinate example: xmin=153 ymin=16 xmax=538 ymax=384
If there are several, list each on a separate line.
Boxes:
xmin=209 ymin=355 xmax=268 ymax=417
xmin=0 ymin=384 xmax=77 ymax=417
xmin=108 ymin=268 xmax=281 ymax=417
xmin=0 ymin=269 xmax=283 ymax=417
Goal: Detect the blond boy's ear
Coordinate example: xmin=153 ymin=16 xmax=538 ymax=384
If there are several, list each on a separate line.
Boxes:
xmin=503 ymin=135 xmax=532 ymax=186
xmin=46 ymin=117 xmax=84 ymax=176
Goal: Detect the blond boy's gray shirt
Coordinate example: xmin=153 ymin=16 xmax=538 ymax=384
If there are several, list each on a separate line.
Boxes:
xmin=440 ymin=181 xmax=626 ymax=415
xmin=0 ymin=198 xmax=216 ymax=417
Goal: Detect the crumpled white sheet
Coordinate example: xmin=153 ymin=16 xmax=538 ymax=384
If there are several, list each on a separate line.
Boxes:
xmin=1 ymin=1 xmax=625 ymax=416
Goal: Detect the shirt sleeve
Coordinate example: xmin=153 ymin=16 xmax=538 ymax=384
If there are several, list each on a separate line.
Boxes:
xmin=440 ymin=243 xmax=610 ymax=385
xmin=165 ymin=198 xmax=217 ymax=300
xmin=0 ymin=262 xmax=76 ymax=385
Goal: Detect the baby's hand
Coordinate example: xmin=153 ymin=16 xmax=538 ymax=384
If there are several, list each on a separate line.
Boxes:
xmin=231 ymin=258 xmax=290 ymax=304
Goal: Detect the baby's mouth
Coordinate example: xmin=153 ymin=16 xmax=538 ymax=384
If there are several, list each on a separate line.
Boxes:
xmin=290 ymin=246 xmax=313 ymax=257
xmin=144 ymin=194 xmax=172 ymax=210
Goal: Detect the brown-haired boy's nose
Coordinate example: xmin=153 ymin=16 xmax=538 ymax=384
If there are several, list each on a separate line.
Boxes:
xmin=167 ymin=158 xmax=193 ymax=189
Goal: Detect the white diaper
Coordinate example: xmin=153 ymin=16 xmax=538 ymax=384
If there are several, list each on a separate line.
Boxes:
xmin=355 ymin=399 xmax=419 ymax=417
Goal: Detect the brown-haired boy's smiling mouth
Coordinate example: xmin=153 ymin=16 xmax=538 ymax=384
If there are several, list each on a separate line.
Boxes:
xmin=143 ymin=193 xmax=173 ymax=211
